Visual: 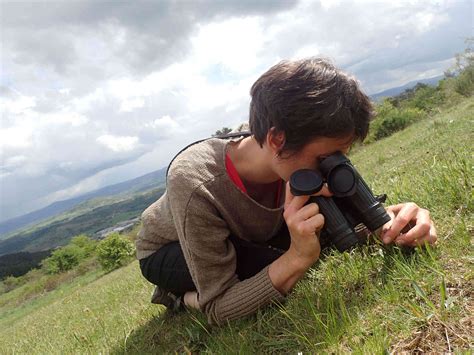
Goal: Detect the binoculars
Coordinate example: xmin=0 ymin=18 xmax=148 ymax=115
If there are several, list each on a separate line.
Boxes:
xmin=289 ymin=152 xmax=391 ymax=252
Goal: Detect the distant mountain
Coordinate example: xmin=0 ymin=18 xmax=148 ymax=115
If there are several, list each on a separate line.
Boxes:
xmin=0 ymin=167 xmax=167 ymax=237
xmin=370 ymin=75 xmax=444 ymax=101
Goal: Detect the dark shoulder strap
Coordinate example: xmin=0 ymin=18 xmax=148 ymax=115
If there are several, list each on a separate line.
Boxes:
xmin=165 ymin=131 xmax=251 ymax=182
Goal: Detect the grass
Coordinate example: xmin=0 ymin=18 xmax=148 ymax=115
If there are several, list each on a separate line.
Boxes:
xmin=0 ymin=261 xmax=104 ymax=327
xmin=0 ymin=97 xmax=472 ymax=353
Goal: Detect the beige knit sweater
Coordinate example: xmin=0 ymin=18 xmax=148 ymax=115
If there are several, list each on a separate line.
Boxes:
xmin=136 ymin=136 xmax=285 ymax=324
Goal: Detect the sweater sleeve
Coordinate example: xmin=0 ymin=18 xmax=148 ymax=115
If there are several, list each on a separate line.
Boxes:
xmin=172 ymin=184 xmax=285 ymax=324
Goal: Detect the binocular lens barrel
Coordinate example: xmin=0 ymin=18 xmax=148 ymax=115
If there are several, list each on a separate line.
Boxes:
xmin=310 ymin=196 xmax=360 ymax=252
xmin=346 ymin=177 xmax=391 ymax=231
xmin=320 ymin=152 xmax=391 ymax=232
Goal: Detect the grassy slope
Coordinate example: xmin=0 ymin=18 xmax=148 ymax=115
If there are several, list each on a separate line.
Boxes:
xmin=0 ymin=98 xmax=472 ymax=353
xmin=0 ymin=268 xmax=105 ymax=327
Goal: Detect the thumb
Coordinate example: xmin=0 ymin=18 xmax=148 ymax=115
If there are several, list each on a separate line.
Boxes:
xmin=284 ymin=181 xmax=295 ymax=209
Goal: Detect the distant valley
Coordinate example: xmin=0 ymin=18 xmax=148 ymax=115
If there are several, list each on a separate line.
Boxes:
xmin=0 ymin=168 xmax=167 ymax=256
xmin=0 ymin=167 xmax=167 ymax=238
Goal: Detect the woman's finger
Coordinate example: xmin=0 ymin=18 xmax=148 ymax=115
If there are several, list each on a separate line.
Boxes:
xmin=301 ymin=213 xmax=325 ymax=234
xmin=383 ymin=203 xmax=419 ymax=242
xmin=284 ymin=181 xmax=294 ymax=210
xmin=284 ymin=182 xmax=310 ymax=215
xmin=296 ymin=203 xmax=319 ymax=221
xmin=394 ymin=209 xmax=430 ymax=244
xmin=397 ymin=221 xmax=437 ymax=247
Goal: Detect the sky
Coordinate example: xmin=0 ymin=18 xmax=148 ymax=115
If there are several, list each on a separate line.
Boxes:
xmin=0 ymin=0 xmax=472 ymax=222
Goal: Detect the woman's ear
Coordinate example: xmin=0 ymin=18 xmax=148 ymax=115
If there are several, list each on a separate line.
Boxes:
xmin=266 ymin=127 xmax=285 ymax=155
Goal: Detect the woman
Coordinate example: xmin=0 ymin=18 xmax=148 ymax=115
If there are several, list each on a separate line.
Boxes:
xmin=136 ymin=58 xmax=437 ymax=325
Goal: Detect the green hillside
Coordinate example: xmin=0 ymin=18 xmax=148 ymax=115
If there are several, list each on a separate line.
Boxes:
xmin=0 ymin=96 xmax=472 ymax=353
xmin=0 ymin=167 xmax=167 ymax=239
xmin=0 ymin=188 xmax=165 ymax=256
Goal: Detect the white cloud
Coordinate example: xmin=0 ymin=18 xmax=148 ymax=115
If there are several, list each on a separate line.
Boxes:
xmin=42 ymin=111 xmax=89 ymax=127
xmin=319 ymin=0 xmax=342 ymax=10
xmin=96 ymin=134 xmax=139 ymax=152
xmin=0 ymin=155 xmax=27 ymax=178
xmin=3 ymin=155 xmax=27 ymax=166
xmin=147 ymin=115 xmax=179 ymax=133
xmin=71 ymin=88 xmax=107 ymax=112
xmin=191 ymin=17 xmax=263 ymax=75
xmin=414 ymin=11 xmax=449 ymax=34
xmin=119 ymin=97 xmax=145 ymax=112
xmin=1 ymin=95 xmax=36 ymax=115
xmin=0 ymin=126 xmax=33 ymax=149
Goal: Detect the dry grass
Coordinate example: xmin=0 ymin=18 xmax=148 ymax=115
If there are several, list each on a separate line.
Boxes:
xmin=393 ymin=261 xmax=473 ymax=353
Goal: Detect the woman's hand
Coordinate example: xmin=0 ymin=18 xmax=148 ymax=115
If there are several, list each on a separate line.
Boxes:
xmin=380 ymin=202 xmax=437 ymax=247
xmin=268 ymin=182 xmax=332 ymax=294
xmin=283 ymin=182 xmax=332 ymax=264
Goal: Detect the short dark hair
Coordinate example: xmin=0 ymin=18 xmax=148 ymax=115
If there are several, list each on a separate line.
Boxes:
xmin=249 ymin=58 xmax=372 ymax=156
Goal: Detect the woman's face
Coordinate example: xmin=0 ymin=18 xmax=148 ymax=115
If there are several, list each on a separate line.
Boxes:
xmin=274 ymin=135 xmax=353 ymax=182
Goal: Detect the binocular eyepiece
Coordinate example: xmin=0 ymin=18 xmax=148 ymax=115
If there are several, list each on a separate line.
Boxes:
xmin=289 ymin=152 xmax=391 ymax=252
